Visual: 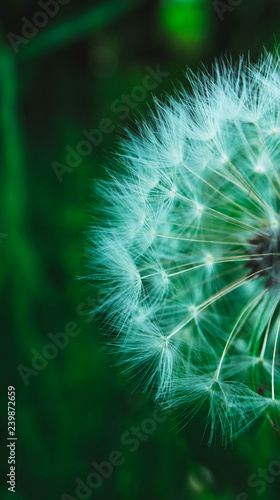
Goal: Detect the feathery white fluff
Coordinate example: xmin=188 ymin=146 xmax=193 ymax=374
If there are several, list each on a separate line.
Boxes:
xmin=89 ymin=51 xmax=280 ymax=443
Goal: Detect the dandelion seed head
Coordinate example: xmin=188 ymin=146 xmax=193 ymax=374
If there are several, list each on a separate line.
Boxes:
xmin=89 ymin=50 xmax=280 ymax=444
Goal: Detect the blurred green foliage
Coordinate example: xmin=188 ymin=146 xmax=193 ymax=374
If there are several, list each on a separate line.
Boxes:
xmin=1 ymin=0 xmax=280 ymax=499
xmin=160 ymin=0 xmax=212 ymax=50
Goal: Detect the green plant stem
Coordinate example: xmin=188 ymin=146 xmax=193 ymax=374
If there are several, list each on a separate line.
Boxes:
xmin=20 ymin=0 xmax=147 ymax=60
xmin=0 ymin=46 xmax=39 ymax=342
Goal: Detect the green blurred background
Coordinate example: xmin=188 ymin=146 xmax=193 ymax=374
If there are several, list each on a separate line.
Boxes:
xmin=1 ymin=0 xmax=280 ymax=499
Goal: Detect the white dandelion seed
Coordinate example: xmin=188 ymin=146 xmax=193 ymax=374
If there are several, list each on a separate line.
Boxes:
xmin=89 ymin=50 xmax=280 ymax=443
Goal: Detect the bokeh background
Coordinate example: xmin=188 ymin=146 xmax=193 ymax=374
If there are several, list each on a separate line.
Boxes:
xmin=1 ymin=0 xmax=280 ymax=499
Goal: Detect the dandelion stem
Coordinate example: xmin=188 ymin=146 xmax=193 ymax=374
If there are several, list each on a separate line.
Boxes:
xmin=255 ymin=123 xmax=280 ymax=194
xmin=167 ymin=268 xmax=271 ymax=339
xmin=213 ymin=132 xmax=280 ymax=220
xmin=155 ymin=233 xmax=251 ymax=246
xmin=259 ymin=298 xmax=280 ymax=360
xmin=175 ymin=192 xmax=267 ymax=236
xmin=215 ymin=290 xmax=266 ymax=380
xmin=181 ymin=161 xmax=264 ymax=224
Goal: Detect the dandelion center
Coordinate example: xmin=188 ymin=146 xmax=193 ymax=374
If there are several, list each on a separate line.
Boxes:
xmin=246 ymin=231 xmax=280 ymax=288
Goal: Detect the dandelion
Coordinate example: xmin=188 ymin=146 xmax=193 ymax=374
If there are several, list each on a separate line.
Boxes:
xmin=89 ymin=51 xmax=280 ymax=443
